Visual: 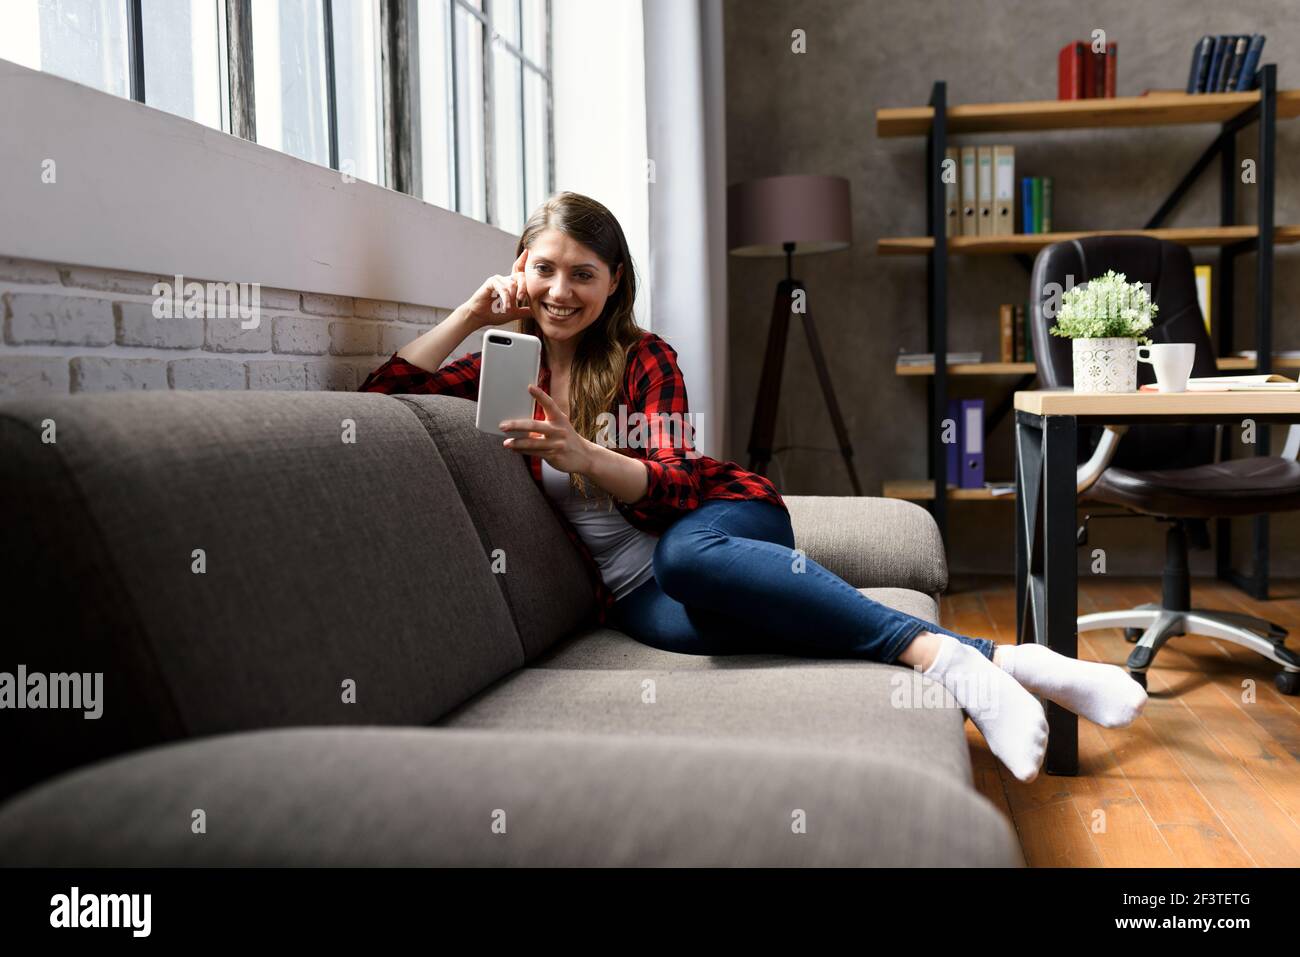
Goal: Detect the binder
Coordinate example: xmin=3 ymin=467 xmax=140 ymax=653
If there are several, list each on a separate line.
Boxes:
xmin=1058 ymin=41 xmax=1086 ymax=99
xmin=960 ymin=147 xmax=978 ymax=236
xmin=1104 ymin=41 xmax=1117 ymax=97
xmin=976 ymin=146 xmax=993 ymax=236
xmin=944 ymin=147 xmax=960 ymax=238
xmin=993 ymin=145 xmax=1015 ymax=236
xmin=946 ymin=399 xmax=961 ymax=487
xmin=959 ymin=399 xmax=984 ymax=489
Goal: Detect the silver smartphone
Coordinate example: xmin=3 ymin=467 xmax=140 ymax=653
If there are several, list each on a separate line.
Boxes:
xmin=475 ymin=329 xmax=542 ymax=437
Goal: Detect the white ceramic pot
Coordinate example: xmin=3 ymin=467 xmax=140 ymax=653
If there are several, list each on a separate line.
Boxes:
xmin=1072 ymin=337 xmax=1138 ymax=393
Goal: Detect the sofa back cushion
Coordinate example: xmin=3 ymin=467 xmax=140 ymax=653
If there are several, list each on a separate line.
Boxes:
xmin=395 ymin=396 xmax=596 ymax=659
xmin=0 ymin=391 xmax=522 ymax=800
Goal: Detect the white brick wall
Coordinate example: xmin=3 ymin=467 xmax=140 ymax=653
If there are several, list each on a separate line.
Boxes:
xmin=0 ymin=256 xmax=455 ymax=398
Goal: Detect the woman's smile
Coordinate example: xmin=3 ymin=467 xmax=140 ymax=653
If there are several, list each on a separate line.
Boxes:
xmin=542 ymin=301 xmax=581 ymax=319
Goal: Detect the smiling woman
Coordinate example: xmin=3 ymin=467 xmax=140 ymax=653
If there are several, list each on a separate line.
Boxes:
xmin=356 ymin=190 xmax=1145 ymax=787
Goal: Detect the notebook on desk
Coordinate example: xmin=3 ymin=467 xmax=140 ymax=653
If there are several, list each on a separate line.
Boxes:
xmin=1139 ymin=374 xmax=1300 ymax=392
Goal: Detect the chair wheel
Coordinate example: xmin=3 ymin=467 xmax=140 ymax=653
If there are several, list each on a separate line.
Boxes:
xmin=1129 ymin=670 xmax=1147 ymax=689
xmin=1276 ymin=671 xmax=1300 ymax=696
xmin=1124 ymin=628 xmax=1142 ymax=643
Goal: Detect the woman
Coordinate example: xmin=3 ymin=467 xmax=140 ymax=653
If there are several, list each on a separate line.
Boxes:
xmin=360 ymin=191 xmax=1147 ymax=783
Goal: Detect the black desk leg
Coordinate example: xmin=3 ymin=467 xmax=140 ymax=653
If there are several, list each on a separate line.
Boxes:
xmin=1014 ymin=411 xmax=1079 ymax=776
xmin=1042 ymin=415 xmax=1079 ymax=775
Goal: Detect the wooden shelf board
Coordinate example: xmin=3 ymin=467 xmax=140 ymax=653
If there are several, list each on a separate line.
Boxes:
xmin=894 ymin=357 xmax=1300 ymax=376
xmin=877 ymin=225 xmax=1300 ymax=256
xmin=876 ymin=89 xmax=1300 ymax=137
xmin=882 ymin=479 xmax=1015 ymax=501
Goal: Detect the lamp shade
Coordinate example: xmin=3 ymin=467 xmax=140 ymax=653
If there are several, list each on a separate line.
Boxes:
xmin=727 ymin=174 xmax=852 ymax=257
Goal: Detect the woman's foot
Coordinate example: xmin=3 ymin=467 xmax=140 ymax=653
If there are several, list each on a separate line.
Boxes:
xmin=921 ymin=633 xmax=1048 ymax=783
xmin=994 ymin=642 xmax=1148 ymax=728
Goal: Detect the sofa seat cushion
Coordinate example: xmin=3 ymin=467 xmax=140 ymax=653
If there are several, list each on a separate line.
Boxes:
xmin=530 ymin=586 xmax=941 ymax=671
xmin=0 ymin=727 xmax=1021 ymax=866
xmin=436 ymin=662 xmax=973 ymax=787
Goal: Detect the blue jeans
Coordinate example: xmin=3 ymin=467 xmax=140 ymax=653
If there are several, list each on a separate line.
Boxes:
xmin=609 ymin=499 xmax=995 ymax=664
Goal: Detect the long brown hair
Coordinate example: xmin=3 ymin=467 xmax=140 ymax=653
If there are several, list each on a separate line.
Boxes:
xmin=516 ymin=192 xmax=645 ymax=501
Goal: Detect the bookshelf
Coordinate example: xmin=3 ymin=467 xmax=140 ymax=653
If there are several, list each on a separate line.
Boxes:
xmin=878 ymin=68 xmax=1292 ymax=599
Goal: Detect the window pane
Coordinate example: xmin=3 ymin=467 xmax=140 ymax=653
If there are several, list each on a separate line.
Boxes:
xmin=331 ymin=0 xmax=383 ymax=184
xmin=493 ymin=0 xmax=518 ymax=48
xmin=493 ymin=45 xmax=523 ymax=234
xmin=452 ymin=3 xmax=485 ymax=220
xmin=523 ymin=68 xmax=548 ymax=216
xmin=0 ymin=0 xmax=129 ymax=97
xmin=417 ymin=0 xmax=453 ymax=209
xmin=141 ymin=0 xmax=224 ymax=130
xmin=252 ymin=0 xmax=330 ymax=167
xmin=520 ymin=0 xmax=545 ymax=67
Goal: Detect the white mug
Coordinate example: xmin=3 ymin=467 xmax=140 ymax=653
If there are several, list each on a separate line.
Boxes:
xmin=1137 ymin=343 xmax=1196 ymax=392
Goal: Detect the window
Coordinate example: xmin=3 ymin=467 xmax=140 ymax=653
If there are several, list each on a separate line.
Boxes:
xmin=0 ymin=0 xmax=551 ymax=221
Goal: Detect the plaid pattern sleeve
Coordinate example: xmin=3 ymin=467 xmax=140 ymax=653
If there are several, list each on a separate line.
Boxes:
xmin=357 ymin=350 xmax=482 ymax=399
xmin=615 ymin=333 xmax=787 ymax=535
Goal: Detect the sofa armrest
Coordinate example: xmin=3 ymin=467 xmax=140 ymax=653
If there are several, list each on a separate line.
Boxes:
xmin=784 ymin=495 xmax=948 ymax=596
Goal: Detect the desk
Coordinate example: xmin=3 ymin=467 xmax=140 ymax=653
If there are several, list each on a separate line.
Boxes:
xmin=1013 ymin=389 xmax=1300 ymax=775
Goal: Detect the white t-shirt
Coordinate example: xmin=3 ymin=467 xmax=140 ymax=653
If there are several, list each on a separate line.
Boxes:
xmin=540 ymin=458 xmax=657 ymax=601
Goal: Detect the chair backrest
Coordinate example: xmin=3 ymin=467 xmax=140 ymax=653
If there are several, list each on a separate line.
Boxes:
xmin=1028 ymin=235 xmax=1218 ymax=470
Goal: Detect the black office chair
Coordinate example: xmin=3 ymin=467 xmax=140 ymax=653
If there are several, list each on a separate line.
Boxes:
xmin=1029 ymin=235 xmax=1300 ymax=694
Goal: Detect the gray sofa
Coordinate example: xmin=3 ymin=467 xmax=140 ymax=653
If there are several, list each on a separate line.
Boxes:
xmin=0 ymin=390 xmax=1022 ymax=866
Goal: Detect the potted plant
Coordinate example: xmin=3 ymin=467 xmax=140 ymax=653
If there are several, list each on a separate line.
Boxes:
xmin=1048 ymin=269 xmax=1157 ymax=393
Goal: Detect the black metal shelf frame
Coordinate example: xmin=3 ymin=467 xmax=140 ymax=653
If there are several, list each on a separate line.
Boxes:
xmin=922 ymin=65 xmax=1280 ymax=598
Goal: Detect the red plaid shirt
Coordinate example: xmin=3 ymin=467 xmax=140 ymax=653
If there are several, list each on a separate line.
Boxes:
xmin=358 ymin=329 xmax=787 ymax=625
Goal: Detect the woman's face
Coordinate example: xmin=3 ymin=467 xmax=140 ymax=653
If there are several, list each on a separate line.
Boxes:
xmin=521 ymin=228 xmax=622 ymax=346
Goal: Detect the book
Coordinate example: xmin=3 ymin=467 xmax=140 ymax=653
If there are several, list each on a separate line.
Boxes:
xmin=1040 ymin=176 xmax=1053 ymax=232
xmin=1058 ymin=41 xmax=1087 ymax=99
xmin=896 ymin=350 xmax=983 ymax=365
xmin=1031 ymin=177 xmax=1044 ymax=234
xmin=1000 ymin=304 xmax=1015 ymax=362
xmin=1020 ymin=177 xmax=1035 ymax=233
xmin=1104 ymin=41 xmax=1117 ymax=97
xmin=1020 ymin=304 xmax=1033 ymax=364
xmin=1084 ymin=46 xmax=1102 ymax=99
xmin=1204 ymin=35 xmax=1230 ymax=94
xmin=1236 ymin=34 xmax=1266 ymax=91
xmin=1186 ymin=35 xmax=1214 ymax=93
xmin=1224 ymin=35 xmax=1250 ymax=91
xmin=1139 ymin=374 xmax=1300 ymax=393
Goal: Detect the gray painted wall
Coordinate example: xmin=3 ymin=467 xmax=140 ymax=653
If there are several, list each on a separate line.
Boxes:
xmin=723 ymin=0 xmax=1300 ymax=579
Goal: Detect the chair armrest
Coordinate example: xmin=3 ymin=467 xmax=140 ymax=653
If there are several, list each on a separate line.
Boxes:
xmin=1077 ymin=424 xmax=1128 ymax=494
xmin=784 ymin=495 xmax=947 ymax=595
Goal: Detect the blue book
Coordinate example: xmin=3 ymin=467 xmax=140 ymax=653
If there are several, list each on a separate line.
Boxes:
xmin=1235 ymin=34 xmax=1266 ymax=91
xmin=958 ymin=399 xmax=984 ymax=489
xmin=1224 ymin=35 xmax=1250 ymax=91
xmin=1204 ymin=35 xmax=1229 ymax=93
xmin=1186 ymin=35 xmax=1214 ymax=93
xmin=1020 ymin=178 xmax=1035 ymax=233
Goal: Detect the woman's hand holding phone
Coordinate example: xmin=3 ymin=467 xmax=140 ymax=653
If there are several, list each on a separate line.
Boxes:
xmin=460 ymin=249 xmax=535 ymax=330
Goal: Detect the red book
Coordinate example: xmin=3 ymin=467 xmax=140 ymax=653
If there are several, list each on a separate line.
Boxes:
xmin=1058 ymin=41 xmax=1086 ymax=99
xmin=1104 ymin=41 xmax=1117 ymax=97
xmin=1086 ymin=48 xmax=1105 ymax=97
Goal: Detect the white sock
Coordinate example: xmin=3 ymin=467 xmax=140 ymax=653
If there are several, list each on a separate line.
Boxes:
xmin=994 ymin=642 xmax=1147 ymax=729
xmin=922 ymin=633 xmax=1048 ymax=783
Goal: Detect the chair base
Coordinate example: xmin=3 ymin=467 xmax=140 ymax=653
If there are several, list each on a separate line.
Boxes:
xmin=1078 ymin=603 xmax=1300 ymax=694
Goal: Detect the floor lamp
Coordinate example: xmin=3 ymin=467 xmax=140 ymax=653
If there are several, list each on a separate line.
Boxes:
xmin=728 ymin=174 xmax=862 ymax=494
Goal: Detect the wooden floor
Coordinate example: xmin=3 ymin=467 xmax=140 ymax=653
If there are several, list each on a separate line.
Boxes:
xmin=943 ymin=574 xmax=1300 ymax=867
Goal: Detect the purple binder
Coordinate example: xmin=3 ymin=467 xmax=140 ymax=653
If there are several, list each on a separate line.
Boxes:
xmin=959 ymin=399 xmax=985 ymax=489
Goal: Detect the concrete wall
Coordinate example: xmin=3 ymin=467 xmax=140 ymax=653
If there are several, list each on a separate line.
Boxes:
xmin=722 ymin=0 xmax=1300 ymax=579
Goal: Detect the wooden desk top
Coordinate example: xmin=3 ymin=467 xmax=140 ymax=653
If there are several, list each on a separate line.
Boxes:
xmin=1014 ymin=390 xmax=1300 ymax=416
